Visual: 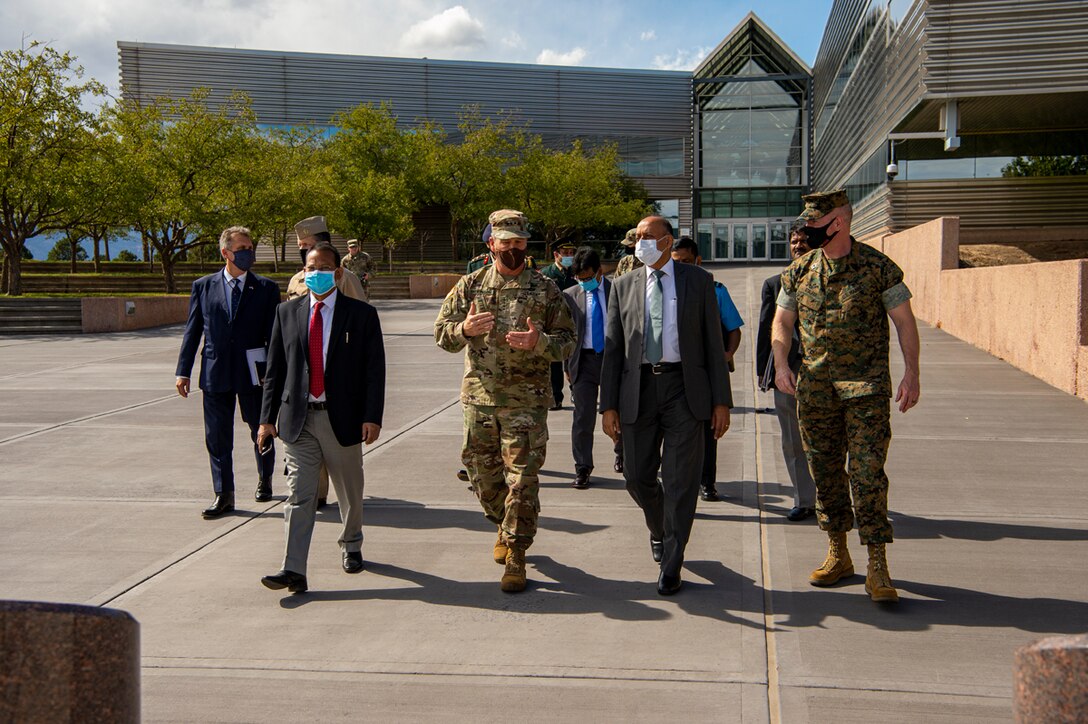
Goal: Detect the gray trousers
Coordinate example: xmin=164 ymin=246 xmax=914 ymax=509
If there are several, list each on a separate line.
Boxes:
xmin=621 ymin=367 xmax=704 ymax=578
xmin=571 ymin=350 xmax=622 ymax=471
xmin=774 ymin=388 xmax=817 ymax=508
xmin=281 ymin=409 xmax=365 ymax=576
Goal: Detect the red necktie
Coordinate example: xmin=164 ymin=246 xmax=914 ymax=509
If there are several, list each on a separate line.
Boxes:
xmin=308 ymin=301 xmax=324 ymax=398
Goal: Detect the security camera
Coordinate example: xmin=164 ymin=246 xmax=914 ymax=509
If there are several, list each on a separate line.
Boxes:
xmin=886 ymin=162 xmax=899 ymax=180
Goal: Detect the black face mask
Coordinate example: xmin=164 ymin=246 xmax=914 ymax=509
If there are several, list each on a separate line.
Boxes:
xmin=497 ymin=247 xmax=526 ymax=271
xmin=803 ymin=221 xmax=836 ymax=248
xmin=299 ymin=247 xmax=310 ymax=265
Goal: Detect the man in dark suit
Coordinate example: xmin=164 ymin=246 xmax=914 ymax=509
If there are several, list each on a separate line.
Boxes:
xmin=600 ymin=216 xmax=732 ymax=595
xmin=257 ymin=242 xmax=386 ymax=594
xmin=176 ymin=226 xmax=281 ymax=519
xmin=757 ymin=222 xmax=817 ymax=522
xmin=563 ymin=246 xmax=622 ymax=489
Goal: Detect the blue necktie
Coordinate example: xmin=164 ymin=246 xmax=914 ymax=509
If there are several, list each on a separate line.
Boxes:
xmin=229 ymin=278 xmax=241 ymax=321
xmin=591 ymin=288 xmax=604 ymax=354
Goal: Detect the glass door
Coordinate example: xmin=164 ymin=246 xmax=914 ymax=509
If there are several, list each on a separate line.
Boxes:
xmin=770 ymin=223 xmax=788 ymax=260
xmin=714 ymin=224 xmax=728 ymax=260
xmin=696 ymin=223 xmax=713 ymax=261
xmin=731 ymin=224 xmax=749 ymax=260
xmin=752 ymin=224 xmax=768 ymax=260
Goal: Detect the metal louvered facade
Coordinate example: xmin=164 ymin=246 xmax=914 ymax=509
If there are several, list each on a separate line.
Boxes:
xmin=812 ymin=0 xmax=1088 ymax=242
xmin=117 ymin=42 xmax=693 ymax=226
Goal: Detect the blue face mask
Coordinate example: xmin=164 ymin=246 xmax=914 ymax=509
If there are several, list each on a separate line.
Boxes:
xmin=560 ymin=255 xmax=574 ymax=268
xmin=229 ymin=248 xmax=255 ymax=271
xmin=578 ymin=276 xmax=600 ymax=292
xmin=305 ymin=270 xmax=336 ymax=295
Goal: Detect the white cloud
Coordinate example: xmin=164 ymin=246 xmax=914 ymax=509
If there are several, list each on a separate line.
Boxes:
xmin=652 ymin=45 xmax=712 ymax=71
xmin=536 ymin=47 xmax=587 ymax=66
xmin=640 ymin=30 xmax=656 ymax=41
xmin=501 ymin=31 xmax=524 ymax=49
xmin=400 ymin=5 xmax=485 ymax=53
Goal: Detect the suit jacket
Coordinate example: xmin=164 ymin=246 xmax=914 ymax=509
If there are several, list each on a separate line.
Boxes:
xmin=599 ymin=262 xmax=731 ymax=424
xmin=260 ymin=292 xmax=386 ymax=447
xmin=176 ymin=271 xmax=281 ymax=393
xmin=756 ymin=273 xmax=803 ymax=390
xmin=562 ymin=278 xmax=612 ymax=384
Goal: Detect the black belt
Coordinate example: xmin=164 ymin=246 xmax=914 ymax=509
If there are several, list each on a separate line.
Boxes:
xmin=307 ymin=401 xmax=328 ymax=410
xmin=580 ymin=348 xmax=603 ymax=356
xmin=641 ymin=362 xmax=682 ymax=375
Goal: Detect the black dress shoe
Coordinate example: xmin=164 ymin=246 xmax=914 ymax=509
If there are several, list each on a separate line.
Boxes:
xmin=657 ymin=571 xmax=682 ymax=596
xmin=650 ymin=537 xmax=664 ymax=563
xmin=202 ymin=493 xmax=235 ymax=519
xmin=255 ymin=479 xmax=272 ymax=503
xmin=342 ymin=551 xmax=365 ymax=573
xmin=573 ymin=468 xmax=590 ymax=489
xmin=261 ymin=570 xmax=307 ymax=593
xmin=613 ymin=455 xmax=624 ymax=473
xmin=787 ymin=506 xmax=815 ymax=522
xmin=700 ymin=483 xmax=719 ymax=502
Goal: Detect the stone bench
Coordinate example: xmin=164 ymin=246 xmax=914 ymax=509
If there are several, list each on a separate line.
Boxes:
xmin=1015 ymin=634 xmax=1088 ymax=722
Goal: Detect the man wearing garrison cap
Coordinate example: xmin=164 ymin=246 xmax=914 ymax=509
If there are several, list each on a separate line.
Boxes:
xmin=771 ymin=189 xmax=921 ymax=604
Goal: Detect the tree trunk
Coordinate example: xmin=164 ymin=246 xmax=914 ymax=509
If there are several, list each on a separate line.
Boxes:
xmin=450 ymin=217 xmax=460 ymax=261
xmin=161 ymin=255 xmax=178 ymax=294
xmin=92 ymin=236 xmax=101 ymax=273
xmin=142 ymin=238 xmax=150 ymax=263
xmin=103 ymin=236 xmax=111 ymax=263
xmin=6 ymin=251 xmax=23 ymax=296
xmin=1 ymin=253 xmax=8 ymax=295
xmin=69 ymin=237 xmax=79 ymax=274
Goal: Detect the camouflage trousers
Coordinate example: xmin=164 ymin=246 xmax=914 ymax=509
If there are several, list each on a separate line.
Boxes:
xmin=462 ymin=404 xmax=548 ymax=551
xmin=796 ymin=380 xmax=893 ymax=544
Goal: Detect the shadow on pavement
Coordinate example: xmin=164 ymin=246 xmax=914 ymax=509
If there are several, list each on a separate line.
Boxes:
xmin=363 ymin=497 xmax=610 ymax=535
xmin=891 ymin=511 xmax=1088 ymax=542
xmin=276 ymin=556 xmax=764 ymax=628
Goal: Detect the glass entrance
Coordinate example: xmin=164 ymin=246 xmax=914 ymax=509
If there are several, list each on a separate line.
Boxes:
xmin=695 ymin=219 xmax=791 ymax=261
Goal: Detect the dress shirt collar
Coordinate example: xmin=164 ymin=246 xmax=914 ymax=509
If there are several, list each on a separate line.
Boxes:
xmin=645 ymin=257 xmax=675 ymax=284
xmin=222 ymin=268 xmax=247 ymax=287
xmin=310 ymin=288 xmax=338 ymax=312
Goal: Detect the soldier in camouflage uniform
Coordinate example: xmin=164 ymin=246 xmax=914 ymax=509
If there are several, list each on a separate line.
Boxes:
xmin=341 ymin=239 xmax=373 ymax=302
xmin=435 ymin=209 xmax=576 ymax=593
xmin=612 ymin=228 xmax=643 ymax=278
xmin=772 ymin=190 xmax=921 ymax=604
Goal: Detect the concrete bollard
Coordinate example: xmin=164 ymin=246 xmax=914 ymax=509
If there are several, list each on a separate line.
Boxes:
xmin=0 ymin=600 xmax=140 ymax=723
xmin=1014 ymin=634 xmax=1088 ymax=723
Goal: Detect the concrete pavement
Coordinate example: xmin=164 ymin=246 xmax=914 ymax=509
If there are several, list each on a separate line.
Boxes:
xmin=1 ymin=264 xmax=1085 ymax=722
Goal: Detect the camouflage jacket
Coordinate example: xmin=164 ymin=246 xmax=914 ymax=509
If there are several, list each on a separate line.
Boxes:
xmin=777 ymin=239 xmax=912 ymax=399
xmin=435 ymin=265 xmax=576 ymax=408
xmin=613 ymin=253 xmax=643 ymax=278
xmin=342 ymin=252 xmax=372 ymax=281
xmin=540 ymin=262 xmax=576 ymax=291
xmin=286 ymin=267 xmax=367 ymax=301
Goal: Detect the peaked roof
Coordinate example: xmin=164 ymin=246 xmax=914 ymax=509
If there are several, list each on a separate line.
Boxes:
xmin=693 ymin=12 xmax=812 ymax=79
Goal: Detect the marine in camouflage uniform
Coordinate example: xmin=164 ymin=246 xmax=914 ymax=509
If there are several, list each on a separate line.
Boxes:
xmin=341 ymin=240 xmax=373 ymax=302
xmin=435 ymin=209 xmax=576 ymax=592
xmin=612 ymin=228 xmax=642 ymax=278
xmin=773 ymin=189 xmax=921 ymax=604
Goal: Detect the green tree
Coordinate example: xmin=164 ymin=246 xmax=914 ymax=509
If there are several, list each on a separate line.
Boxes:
xmin=429 ymin=108 xmax=533 ymax=260
xmin=110 ymin=89 xmax=260 ymax=292
xmin=507 ymin=139 xmax=651 ymax=252
xmin=114 ymin=249 xmax=138 ymax=262
xmin=1002 ymin=155 xmax=1088 ymax=177
xmin=0 ymin=42 xmax=104 ymax=295
xmin=46 ymin=237 xmax=88 ymax=261
xmin=64 ymin=114 xmax=130 ymax=272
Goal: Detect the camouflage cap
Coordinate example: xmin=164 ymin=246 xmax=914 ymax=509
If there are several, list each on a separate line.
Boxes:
xmin=622 ymin=228 xmax=638 ymax=247
xmin=488 ymin=209 xmax=531 ymax=240
xmin=294 ymin=215 xmax=328 ymax=238
xmin=799 ymin=190 xmax=850 ymax=221
xmin=346 ymin=239 xmax=359 ymax=248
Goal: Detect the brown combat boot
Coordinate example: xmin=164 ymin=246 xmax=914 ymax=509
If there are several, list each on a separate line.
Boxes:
xmin=493 ymin=528 xmax=508 ymax=564
xmin=865 ymin=543 xmax=899 ymax=603
xmin=500 ymin=548 xmax=527 ymax=593
xmin=809 ymin=531 xmax=854 ymax=586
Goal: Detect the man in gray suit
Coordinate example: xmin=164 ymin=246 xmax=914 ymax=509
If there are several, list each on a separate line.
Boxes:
xmin=563 ymin=247 xmax=622 ymax=489
xmin=600 ymin=216 xmax=732 ymax=595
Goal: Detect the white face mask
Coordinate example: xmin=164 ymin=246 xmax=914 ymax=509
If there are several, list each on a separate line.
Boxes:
xmin=634 ymin=237 xmax=663 ymax=266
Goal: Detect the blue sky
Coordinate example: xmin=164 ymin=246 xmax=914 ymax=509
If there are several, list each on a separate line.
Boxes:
xmin=4 ymin=0 xmax=834 ymax=97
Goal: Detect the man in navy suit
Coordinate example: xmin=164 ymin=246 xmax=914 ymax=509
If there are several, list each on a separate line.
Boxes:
xmin=176 ymin=226 xmax=282 ymax=518
xmin=562 ymin=246 xmax=622 ymax=489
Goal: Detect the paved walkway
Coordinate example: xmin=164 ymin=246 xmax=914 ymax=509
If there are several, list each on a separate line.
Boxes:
xmin=1 ymin=264 xmax=1085 ymax=722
